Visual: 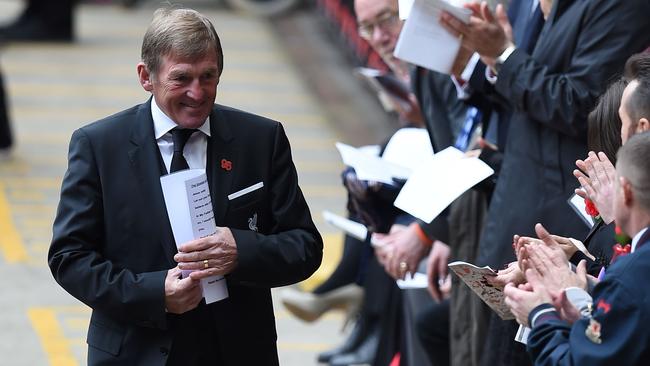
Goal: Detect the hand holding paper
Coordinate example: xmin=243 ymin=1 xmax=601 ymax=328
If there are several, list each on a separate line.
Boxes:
xmin=439 ymin=2 xmax=513 ymax=65
xmin=160 ymin=169 xmax=229 ymax=304
xmin=174 ymin=227 xmax=238 ymax=279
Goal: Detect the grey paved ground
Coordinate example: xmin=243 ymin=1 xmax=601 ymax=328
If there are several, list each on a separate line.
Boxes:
xmin=0 ymin=0 xmax=393 ymax=364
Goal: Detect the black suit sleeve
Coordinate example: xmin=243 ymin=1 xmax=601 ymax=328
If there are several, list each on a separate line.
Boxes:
xmin=495 ymin=0 xmax=650 ymax=137
xmin=48 ymin=129 xmax=168 ymax=329
xmin=228 ymin=123 xmax=323 ymax=288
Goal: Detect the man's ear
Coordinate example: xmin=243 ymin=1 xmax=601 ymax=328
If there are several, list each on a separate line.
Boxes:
xmin=137 ymin=62 xmax=154 ymax=92
xmin=637 ymin=117 xmax=649 ymax=134
xmin=621 ymin=176 xmax=634 ymax=206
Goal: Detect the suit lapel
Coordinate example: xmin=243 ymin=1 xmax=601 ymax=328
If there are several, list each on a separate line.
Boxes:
xmin=207 ymin=105 xmax=236 ymax=225
xmin=128 ymin=99 xmax=178 ymax=266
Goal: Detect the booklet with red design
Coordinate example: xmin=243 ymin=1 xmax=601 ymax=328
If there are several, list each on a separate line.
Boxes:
xmin=448 ymin=261 xmax=514 ymax=320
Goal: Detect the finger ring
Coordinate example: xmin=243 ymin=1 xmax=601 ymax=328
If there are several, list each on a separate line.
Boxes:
xmin=203 ymin=259 xmax=209 ymax=269
xmin=399 ymin=261 xmax=408 ymax=272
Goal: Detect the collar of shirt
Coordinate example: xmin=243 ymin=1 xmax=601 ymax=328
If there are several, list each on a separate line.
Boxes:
xmin=151 ymin=97 xmax=211 ymax=139
xmin=632 ymin=227 xmax=649 ymax=253
xmin=150 ymin=98 xmax=211 ymax=172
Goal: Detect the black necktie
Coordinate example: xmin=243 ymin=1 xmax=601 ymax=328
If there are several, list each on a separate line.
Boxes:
xmin=170 ymin=128 xmax=197 ymax=173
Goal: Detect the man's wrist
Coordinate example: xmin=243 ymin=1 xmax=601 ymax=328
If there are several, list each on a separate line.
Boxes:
xmin=528 ymin=303 xmax=559 ymax=328
xmin=411 ymin=222 xmax=433 ymax=246
xmin=492 ymin=43 xmax=516 ymax=75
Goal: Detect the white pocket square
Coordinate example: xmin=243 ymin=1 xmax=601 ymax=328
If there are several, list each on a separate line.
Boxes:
xmin=228 ymin=182 xmax=264 ymax=201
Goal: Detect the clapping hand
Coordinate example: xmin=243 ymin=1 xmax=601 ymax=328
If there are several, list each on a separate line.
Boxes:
xmin=574 ymin=151 xmax=616 ymax=224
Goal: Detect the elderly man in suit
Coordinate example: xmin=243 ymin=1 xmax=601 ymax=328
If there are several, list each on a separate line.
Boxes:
xmin=48 ymin=7 xmax=322 ymax=366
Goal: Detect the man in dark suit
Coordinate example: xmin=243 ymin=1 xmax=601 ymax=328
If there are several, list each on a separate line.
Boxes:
xmin=505 ymin=131 xmax=650 ymax=365
xmin=48 ymin=7 xmax=322 ymax=365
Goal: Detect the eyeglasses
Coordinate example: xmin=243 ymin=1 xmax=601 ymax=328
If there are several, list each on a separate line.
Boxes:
xmin=358 ymin=11 xmax=401 ymax=40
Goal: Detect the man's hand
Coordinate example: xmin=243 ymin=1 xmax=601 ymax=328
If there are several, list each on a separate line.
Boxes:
xmin=524 ymin=224 xmax=589 ymax=293
xmin=440 ymin=2 xmax=513 ymax=66
xmin=517 ymin=234 xmax=585 ymax=261
xmin=164 ymin=267 xmax=203 ymax=314
xmin=552 ymin=290 xmax=581 ymax=325
xmin=372 ymin=223 xmax=430 ymax=280
xmin=574 ymin=151 xmax=616 ymax=223
xmin=426 ymin=240 xmax=451 ymax=302
xmin=489 ymin=261 xmax=525 ymax=287
xmin=174 ymin=227 xmax=238 ymax=280
xmin=504 ymin=268 xmax=553 ymax=327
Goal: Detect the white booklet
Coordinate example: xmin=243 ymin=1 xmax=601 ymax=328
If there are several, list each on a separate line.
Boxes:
xmin=394 ymin=0 xmax=471 ymax=74
xmin=335 ymin=142 xmax=411 ymax=184
xmin=322 ymin=210 xmax=383 ymax=247
xmin=160 ymin=169 xmax=229 ymax=304
xmin=448 ymin=261 xmax=514 ymax=320
xmin=394 ymin=147 xmax=493 ymax=223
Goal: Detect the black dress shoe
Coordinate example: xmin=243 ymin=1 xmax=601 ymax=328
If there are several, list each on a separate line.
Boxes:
xmin=0 ymin=16 xmax=72 ymax=42
xmin=328 ymin=324 xmax=380 ymax=366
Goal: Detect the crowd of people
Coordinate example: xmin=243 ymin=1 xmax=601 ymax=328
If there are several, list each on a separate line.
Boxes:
xmin=282 ymin=0 xmax=650 ymax=365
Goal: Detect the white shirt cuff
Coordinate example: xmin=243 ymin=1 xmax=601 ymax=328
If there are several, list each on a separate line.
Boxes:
xmin=451 ymin=53 xmax=480 ymax=99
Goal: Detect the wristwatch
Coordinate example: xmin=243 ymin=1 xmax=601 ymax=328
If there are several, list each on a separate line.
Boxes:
xmin=493 ymin=44 xmax=516 ymax=74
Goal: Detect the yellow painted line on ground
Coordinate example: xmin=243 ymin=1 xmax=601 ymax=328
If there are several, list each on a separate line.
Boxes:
xmin=0 ymin=182 xmax=29 ymax=263
xmin=27 ymin=307 xmax=78 ymax=366
xmin=299 ymin=233 xmax=343 ymax=292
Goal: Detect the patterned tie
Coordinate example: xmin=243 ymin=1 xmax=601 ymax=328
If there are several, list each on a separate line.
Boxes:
xmin=170 ymin=128 xmax=197 ymax=173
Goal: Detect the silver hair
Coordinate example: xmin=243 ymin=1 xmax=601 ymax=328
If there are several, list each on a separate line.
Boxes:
xmin=141 ymin=7 xmax=223 ymax=77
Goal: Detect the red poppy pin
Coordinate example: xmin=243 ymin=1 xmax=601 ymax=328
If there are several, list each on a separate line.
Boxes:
xmin=220 ymin=159 xmax=232 ymax=171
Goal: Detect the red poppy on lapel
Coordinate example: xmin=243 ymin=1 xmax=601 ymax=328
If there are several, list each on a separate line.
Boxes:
xmin=221 ymin=159 xmax=232 ymax=171
xmin=596 ymin=299 xmax=611 ymax=314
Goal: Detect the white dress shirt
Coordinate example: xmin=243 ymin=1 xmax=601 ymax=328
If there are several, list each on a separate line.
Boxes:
xmin=151 ymin=98 xmax=211 ymax=173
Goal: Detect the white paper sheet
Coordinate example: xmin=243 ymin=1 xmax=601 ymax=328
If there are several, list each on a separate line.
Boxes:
xmin=396 ymin=272 xmax=429 ymax=289
xmin=399 ymin=0 xmax=415 ymax=19
xmin=381 ymin=128 xmax=434 ymax=173
xmin=394 ymin=0 xmax=471 ymax=74
xmin=394 ymin=147 xmax=494 ymax=223
xmin=160 ymin=169 xmax=229 ymax=304
xmin=335 ymin=142 xmax=411 ymax=184
xmin=514 ymin=325 xmax=531 ymax=344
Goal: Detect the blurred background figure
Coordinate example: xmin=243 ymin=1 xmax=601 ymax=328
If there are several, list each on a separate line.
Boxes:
xmin=0 ymin=70 xmax=11 ymax=154
xmin=0 ymin=0 xmax=75 ymax=42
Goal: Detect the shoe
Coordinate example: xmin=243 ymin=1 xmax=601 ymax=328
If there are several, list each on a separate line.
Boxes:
xmin=328 ymin=323 xmax=380 ymax=366
xmin=317 ymin=312 xmax=370 ymax=363
xmin=281 ymin=284 xmax=363 ymax=323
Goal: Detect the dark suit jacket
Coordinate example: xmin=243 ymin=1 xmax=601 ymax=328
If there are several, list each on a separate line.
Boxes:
xmin=477 ymin=0 xmax=650 ymax=268
xmin=528 ymin=229 xmax=650 ymax=365
xmin=48 ymin=100 xmax=323 ymax=365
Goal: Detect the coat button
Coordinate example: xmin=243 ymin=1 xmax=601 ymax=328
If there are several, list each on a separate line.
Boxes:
xmin=160 ymin=347 xmax=169 ymax=355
